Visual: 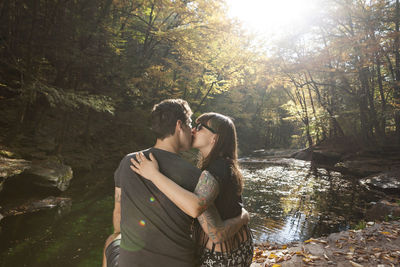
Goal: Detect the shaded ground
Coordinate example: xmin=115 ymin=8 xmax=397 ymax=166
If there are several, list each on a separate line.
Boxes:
xmin=251 ymin=220 xmax=400 ymax=267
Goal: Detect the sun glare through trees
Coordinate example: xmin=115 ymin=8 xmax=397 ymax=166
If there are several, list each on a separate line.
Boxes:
xmin=227 ymin=0 xmax=320 ymax=37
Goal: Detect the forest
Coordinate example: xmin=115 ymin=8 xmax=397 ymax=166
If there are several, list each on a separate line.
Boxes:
xmin=1 ymin=0 xmax=399 ymax=170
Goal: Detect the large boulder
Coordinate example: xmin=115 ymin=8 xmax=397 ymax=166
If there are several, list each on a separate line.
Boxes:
xmin=290 ymin=148 xmax=313 ymax=161
xmin=334 ymin=158 xmax=398 ymax=177
xmin=290 ymin=148 xmax=342 ymax=165
xmin=360 ymin=170 xmax=400 ymax=194
xmin=26 ymin=159 xmax=73 ymax=191
xmin=0 ymin=156 xmax=31 ymax=193
xmin=311 ymin=150 xmax=342 ymax=165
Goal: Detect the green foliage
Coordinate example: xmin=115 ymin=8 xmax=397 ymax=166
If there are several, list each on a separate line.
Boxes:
xmin=354 ymin=220 xmax=367 ymax=230
xmin=35 ymin=83 xmax=115 ymax=114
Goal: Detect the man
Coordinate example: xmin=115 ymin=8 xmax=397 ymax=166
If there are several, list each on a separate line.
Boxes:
xmin=103 ymin=99 xmax=248 ymax=267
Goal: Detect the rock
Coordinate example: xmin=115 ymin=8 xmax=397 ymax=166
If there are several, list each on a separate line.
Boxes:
xmin=290 ymin=148 xmax=313 ymax=161
xmin=360 ymin=170 xmax=400 ymax=194
xmin=26 ymin=159 xmax=73 ymax=191
xmin=365 ymin=200 xmax=400 ymax=221
xmin=251 ymin=149 xmax=298 ymax=158
xmin=0 ymin=156 xmax=31 ymax=193
xmin=31 ymin=196 xmax=71 ymax=210
xmin=312 ymin=150 xmax=342 ymax=165
xmin=333 ymin=159 xmax=398 ymax=177
xmin=304 ymin=243 xmax=326 ymax=257
xmin=290 ymin=148 xmax=342 ymax=165
xmin=1 ymin=196 xmax=72 ymax=218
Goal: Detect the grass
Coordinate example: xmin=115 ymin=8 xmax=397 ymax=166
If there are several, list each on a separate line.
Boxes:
xmin=353 ymin=220 xmax=367 ymax=230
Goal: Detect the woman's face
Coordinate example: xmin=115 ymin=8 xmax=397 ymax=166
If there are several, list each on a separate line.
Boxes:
xmin=191 ymin=122 xmax=216 ymax=155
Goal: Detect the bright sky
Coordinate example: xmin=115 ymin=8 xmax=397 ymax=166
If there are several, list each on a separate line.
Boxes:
xmin=226 ymin=0 xmax=319 ymax=38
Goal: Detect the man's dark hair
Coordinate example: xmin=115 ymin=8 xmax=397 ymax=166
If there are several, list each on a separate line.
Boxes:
xmin=151 ymin=99 xmax=192 ymax=139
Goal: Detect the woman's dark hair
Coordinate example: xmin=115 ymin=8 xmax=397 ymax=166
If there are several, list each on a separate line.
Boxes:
xmin=196 ymin=112 xmax=243 ymax=194
xmin=151 ymin=99 xmax=192 ymax=139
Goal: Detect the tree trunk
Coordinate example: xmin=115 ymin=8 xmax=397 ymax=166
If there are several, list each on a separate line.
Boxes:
xmin=376 ymin=56 xmax=386 ymax=139
xmin=395 ymin=0 xmax=400 ymax=144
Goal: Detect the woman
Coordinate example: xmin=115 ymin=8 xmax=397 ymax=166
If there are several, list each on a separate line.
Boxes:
xmin=131 ymin=112 xmax=253 ymax=267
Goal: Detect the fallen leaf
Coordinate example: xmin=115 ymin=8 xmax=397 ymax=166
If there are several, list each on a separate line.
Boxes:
xmin=268 ymin=253 xmax=277 ymax=259
xmin=349 ymin=260 xmax=364 ymax=267
xmin=309 ymin=255 xmax=320 ymax=260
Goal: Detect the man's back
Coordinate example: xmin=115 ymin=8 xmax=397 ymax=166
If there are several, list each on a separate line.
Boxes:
xmin=114 ymin=147 xmax=201 ymax=267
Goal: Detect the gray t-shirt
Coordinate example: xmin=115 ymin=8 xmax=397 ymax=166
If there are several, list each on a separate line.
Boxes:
xmin=115 ymin=147 xmax=201 ymax=267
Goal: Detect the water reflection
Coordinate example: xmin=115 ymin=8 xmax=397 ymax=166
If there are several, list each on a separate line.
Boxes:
xmin=240 ymin=157 xmax=378 ymax=244
xmin=0 ymin=154 xmax=381 ymax=266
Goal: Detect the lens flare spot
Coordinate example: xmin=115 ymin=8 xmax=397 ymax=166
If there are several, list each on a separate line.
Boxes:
xmin=149 ymin=197 xmax=155 ymax=203
xmin=139 ymin=220 xmax=146 ymax=227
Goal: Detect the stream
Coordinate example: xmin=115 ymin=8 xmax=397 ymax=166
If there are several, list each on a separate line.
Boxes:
xmin=0 ymin=152 xmax=380 ymax=266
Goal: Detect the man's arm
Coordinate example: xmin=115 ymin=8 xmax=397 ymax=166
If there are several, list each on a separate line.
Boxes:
xmin=113 ymin=187 xmax=121 ymax=234
xmin=197 ymin=205 xmax=249 ymax=244
xmin=102 ymin=187 xmax=121 ymax=267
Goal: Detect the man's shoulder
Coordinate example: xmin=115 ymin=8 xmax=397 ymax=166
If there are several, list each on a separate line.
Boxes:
xmin=125 ymin=148 xmax=151 ymax=158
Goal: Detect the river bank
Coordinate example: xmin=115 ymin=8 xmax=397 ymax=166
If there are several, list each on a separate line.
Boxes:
xmin=251 ymin=220 xmax=400 ymax=267
xmin=1 ymin=140 xmax=399 ymax=266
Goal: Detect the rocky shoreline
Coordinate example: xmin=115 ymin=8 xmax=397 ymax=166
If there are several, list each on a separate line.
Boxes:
xmin=0 ymin=148 xmax=73 ymax=221
xmin=251 ymin=220 xmax=400 ymax=267
xmin=249 ymin=144 xmax=400 ymax=266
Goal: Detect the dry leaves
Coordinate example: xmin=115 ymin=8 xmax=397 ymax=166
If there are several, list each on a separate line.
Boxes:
xmin=252 ymin=220 xmax=400 ymax=266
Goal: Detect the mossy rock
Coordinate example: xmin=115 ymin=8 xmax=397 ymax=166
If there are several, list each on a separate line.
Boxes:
xmin=26 ymin=159 xmax=73 ymax=191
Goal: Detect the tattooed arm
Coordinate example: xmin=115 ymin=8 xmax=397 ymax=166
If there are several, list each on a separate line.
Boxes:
xmin=130 ymin=153 xmax=248 ymax=242
xmin=197 ymin=205 xmax=250 ymax=244
xmin=113 ymin=187 xmax=121 ymax=234
xmin=130 ymin=152 xmax=219 ymax=218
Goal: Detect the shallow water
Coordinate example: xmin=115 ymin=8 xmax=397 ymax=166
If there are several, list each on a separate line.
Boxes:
xmin=241 ymin=157 xmax=378 ymax=244
xmin=0 ymin=154 xmax=379 ymax=266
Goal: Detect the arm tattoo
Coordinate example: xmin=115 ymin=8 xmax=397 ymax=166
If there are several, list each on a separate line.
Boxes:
xmin=198 ymin=205 xmax=247 ymax=244
xmin=198 ymin=204 xmax=228 ymax=243
xmin=194 ymin=171 xmax=219 ymax=214
xmin=115 ymin=190 xmax=121 ymax=203
xmin=195 ymin=171 xmax=245 ymax=243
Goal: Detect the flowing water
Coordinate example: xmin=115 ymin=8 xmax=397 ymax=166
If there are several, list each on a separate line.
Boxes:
xmin=240 ymin=156 xmax=378 ymax=244
xmin=0 ymin=152 xmax=380 ymax=266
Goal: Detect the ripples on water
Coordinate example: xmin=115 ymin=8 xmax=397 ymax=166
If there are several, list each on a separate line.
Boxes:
xmin=240 ymin=157 xmax=378 ymax=244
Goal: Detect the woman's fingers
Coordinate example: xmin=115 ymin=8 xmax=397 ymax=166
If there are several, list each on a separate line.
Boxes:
xmin=130 ymin=164 xmax=140 ymax=174
xmin=139 ymin=152 xmax=148 ymax=162
xmin=149 ymin=152 xmax=156 ymax=161
xmin=130 ymin=159 xmax=141 ymax=175
xmin=131 ymin=157 xmax=140 ymax=168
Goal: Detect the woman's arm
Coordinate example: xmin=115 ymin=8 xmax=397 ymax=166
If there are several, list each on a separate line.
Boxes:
xmin=131 ymin=152 xmax=249 ymax=243
xmin=198 ymin=206 xmax=250 ymax=243
xmin=130 ymin=152 xmax=219 ymax=218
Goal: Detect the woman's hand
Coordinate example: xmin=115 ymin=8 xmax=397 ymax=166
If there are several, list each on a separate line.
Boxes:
xmin=130 ymin=152 xmax=159 ymax=181
xmin=241 ymin=208 xmax=250 ymax=225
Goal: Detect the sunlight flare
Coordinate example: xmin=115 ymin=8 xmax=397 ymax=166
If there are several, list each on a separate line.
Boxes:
xmin=227 ymin=0 xmax=319 ymax=36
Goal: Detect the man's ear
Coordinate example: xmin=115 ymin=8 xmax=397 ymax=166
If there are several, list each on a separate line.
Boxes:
xmin=175 ymin=120 xmax=183 ymax=133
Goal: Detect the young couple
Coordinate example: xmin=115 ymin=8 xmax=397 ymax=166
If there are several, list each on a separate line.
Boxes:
xmin=103 ymin=99 xmax=253 ymax=267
